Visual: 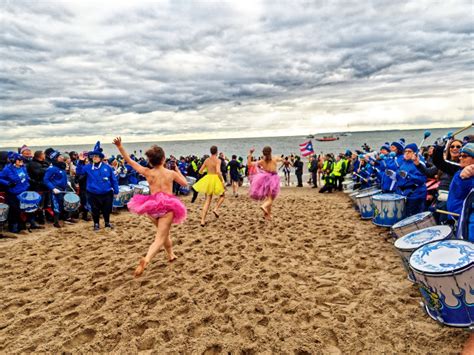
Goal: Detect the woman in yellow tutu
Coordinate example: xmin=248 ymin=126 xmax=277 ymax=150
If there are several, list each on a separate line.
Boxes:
xmin=193 ymin=145 xmax=225 ymax=226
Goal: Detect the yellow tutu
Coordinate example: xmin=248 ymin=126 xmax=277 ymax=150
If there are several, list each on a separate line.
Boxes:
xmin=193 ymin=174 xmax=225 ymax=196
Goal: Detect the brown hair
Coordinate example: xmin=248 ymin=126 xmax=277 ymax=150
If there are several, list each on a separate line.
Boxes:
xmin=446 ymin=139 xmax=462 ymax=162
xmin=146 ymin=145 xmax=165 ymax=167
xmin=262 ymin=146 xmax=272 ymax=162
xmin=210 ymin=146 xmax=218 ymax=155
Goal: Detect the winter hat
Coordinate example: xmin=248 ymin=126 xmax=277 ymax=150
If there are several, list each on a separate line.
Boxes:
xmin=404 ymin=143 xmax=419 ymax=154
xmin=8 ymin=152 xmax=24 ymax=162
xmin=48 ymin=150 xmax=60 ymax=161
xmin=19 ymin=145 xmax=31 ymax=154
xmin=399 ymin=138 xmax=406 ymax=144
xmin=89 ymin=141 xmax=104 ymax=158
xmin=460 ymin=143 xmax=474 ymax=158
xmin=380 ymin=143 xmax=390 ymax=152
xmin=345 ymin=149 xmax=352 ymax=157
xmin=391 ymin=140 xmax=405 ymax=153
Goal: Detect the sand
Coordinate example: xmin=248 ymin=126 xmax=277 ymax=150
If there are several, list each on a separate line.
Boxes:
xmin=0 ymin=187 xmax=469 ymax=353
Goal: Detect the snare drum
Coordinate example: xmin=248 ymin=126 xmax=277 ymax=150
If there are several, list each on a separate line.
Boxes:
xmin=0 ymin=203 xmax=9 ymax=222
xmin=138 ymin=180 xmax=149 ymax=187
xmin=356 ymin=189 xmax=382 ymax=219
xmin=394 ymin=226 xmax=453 ymax=282
xmin=186 ymin=176 xmax=197 ymax=186
xmin=343 ymin=180 xmax=355 ymax=193
xmin=64 ymin=193 xmax=80 ymax=212
xmin=113 ymin=185 xmax=133 ymax=208
xmin=18 ymin=191 xmax=42 ymax=213
xmin=371 ymin=194 xmax=406 ymax=227
xmin=130 ymin=184 xmax=145 ymax=196
xmin=409 ymin=240 xmax=474 ymax=327
xmin=391 ymin=211 xmax=437 ymax=240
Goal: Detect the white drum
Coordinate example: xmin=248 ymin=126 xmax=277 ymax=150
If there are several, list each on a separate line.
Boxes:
xmin=0 ymin=203 xmax=9 ymax=222
xmin=394 ymin=225 xmax=453 ymax=282
xmin=391 ymin=211 xmax=437 ymax=240
xmin=371 ymin=194 xmax=406 ymax=227
xmin=356 ymin=189 xmax=382 ymax=220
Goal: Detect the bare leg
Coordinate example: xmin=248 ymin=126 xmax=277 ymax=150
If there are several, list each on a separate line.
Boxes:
xmin=201 ymin=195 xmax=212 ymax=226
xmin=462 ymin=333 xmax=474 ymax=355
xmin=164 ymin=234 xmax=177 ymax=262
xmin=261 ymin=195 xmax=274 ymax=220
xmin=232 ymin=181 xmax=237 ymax=196
xmin=134 ymin=212 xmax=173 ymax=277
xmin=213 ymin=194 xmax=225 ymax=217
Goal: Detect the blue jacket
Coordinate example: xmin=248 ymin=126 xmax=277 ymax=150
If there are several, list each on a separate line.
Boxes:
xmin=395 ymin=159 xmax=427 ymax=200
xmin=447 ymin=172 xmax=474 ymax=218
xmin=0 ymin=164 xmax=30 ymax=195
xmin=76 ymin=162 xmax=119 ymax=195
xmin=43 ymin=166 xmax=68 ymax=191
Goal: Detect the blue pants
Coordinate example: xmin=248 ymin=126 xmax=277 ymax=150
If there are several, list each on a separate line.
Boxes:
xmin=406 ymin=198 xmax=425 ymax=217
xmin=51 ymin=193 xmax=64 ymax=214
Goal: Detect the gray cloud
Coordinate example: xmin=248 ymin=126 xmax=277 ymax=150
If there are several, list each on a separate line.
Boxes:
xmin=0 ymin=0 xmax=472 ymax=146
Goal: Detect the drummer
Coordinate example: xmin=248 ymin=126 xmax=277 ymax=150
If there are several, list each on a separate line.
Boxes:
xmin=395 ymin=143 xmax=427 ymax=217
xmin=44 ymin=150 xmax=75 ymax=228
xmin=76 ymin=142 xmax=118 ymax=231
xmin=0 ymin=152 xmax=31 ymax=233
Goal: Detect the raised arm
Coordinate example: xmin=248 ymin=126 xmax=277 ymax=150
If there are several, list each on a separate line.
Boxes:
xmin=173 ymin=165 xmax=188 ymax=186
xmin=113 ymin=137 xmax=149 ymax=176
xmin=247 ymin=148 xmax=255 ymax=166
xmin=198 ymin=159 xmax=207 ymax=175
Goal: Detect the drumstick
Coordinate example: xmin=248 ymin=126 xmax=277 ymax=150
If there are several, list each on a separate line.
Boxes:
xmin=452 ymin=122 xmax=473 ymax=138
xmin=353 ymin=173 xmax=368 ymax=183
xmin=435 ymin=209 xmax=460 ymax=217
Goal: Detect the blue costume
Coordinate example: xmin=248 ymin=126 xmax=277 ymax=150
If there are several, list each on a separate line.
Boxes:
xmin=44 ymin=164 xmax=68 ymax=215
xmin=447 ymin=172 xmax=474 ymax=218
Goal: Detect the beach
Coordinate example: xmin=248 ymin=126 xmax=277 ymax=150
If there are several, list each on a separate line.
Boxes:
xmin=0 ymin=187 xmax=468 ymax=353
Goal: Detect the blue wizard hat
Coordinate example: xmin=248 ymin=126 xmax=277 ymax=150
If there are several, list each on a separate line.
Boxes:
xmin=89 ymin=141 xmax=104 ymax=158
xmin=391 ymin=140 xmax=405 ymax=153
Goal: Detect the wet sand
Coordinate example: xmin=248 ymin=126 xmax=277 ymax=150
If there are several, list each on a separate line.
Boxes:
xmin=0 ymin=187 xmax=469 ymax=353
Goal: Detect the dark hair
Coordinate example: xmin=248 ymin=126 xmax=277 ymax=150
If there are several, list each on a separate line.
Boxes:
xmin=447 ymin=139 xmax=462 ymax=162
xmin=262 ymin=146 xmax=272 ymax=162
xmin=145 ymin=145 xmax=165 ymax=167
xmin=210 ymin=146 xmax=218 ymax=155
xmin=34 ymin=150 xmax=43 ymax=159
xmin=232 ymin=154 xmax=237 ymax=159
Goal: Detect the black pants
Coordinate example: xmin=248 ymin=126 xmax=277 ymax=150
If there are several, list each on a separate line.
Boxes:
xmin=311 ymin=171 xmax=318 ymax=187
xmin=296 ymin=173 xmax=303 ymax=187
xmin=6 ymin=192 xmax=21 ymax=229
xmin=336 ymin=176 xmax=344 ymax=191
xmin=87 ymin=191 xmax=113 ymax=225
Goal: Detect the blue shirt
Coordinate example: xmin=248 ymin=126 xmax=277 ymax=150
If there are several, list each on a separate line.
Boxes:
xmin=43 ymin=166 xmax=68 ymax=191
xmin=448 ymin=172 xmax=474 ymax=217
xmin=395 ymin=159 xmax=427 ymax=200
xmin=0 ymin=164 xmax=30 ymax=195
xmin=76 ymin=162 xmax=119 ymax=195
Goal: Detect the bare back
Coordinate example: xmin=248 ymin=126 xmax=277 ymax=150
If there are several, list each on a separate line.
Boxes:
xmin=145 ymin=167 xmax=186 ymax=195
xmin=201 ymin=155 xmax=221 ymax=175
xmin=258 ymin=156 xmax=282 ymax=173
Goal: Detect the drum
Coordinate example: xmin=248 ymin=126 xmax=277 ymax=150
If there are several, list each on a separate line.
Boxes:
xmin=394 ymin=226 xmax=453 ymax=282
xmin=63 ymin=193 xmax=80 ymax=212
xmin=343 ymin=180 xmax=355 ymax=193
xmin=409 ymin=240 xmax=474 ymax=327
xmin=18 ymin=191 xmax=42 ymax=213
xmin=113 ymin=185 xmax=133 ymax=208
xmin=350 ymin=186 xmax=379 ymax=209
xmin=356 ymin=189 xmax=382 ymax=219
xmin=130 ymin=184 xmax=145 ymax=196
xmin=391 ymin=211 xmax=437 ymax=240
xmin=371 ymin=194 xmax=406 ymax=227
xmin=186 ymin=176 xmax=197 ymax=186
xmin=179 ymin=185 xmax=191 ymax=195
xmin=138 ymin=180 xmax=149 ymax=187
xmin=0 ymin=203 xmax=9 ymax=222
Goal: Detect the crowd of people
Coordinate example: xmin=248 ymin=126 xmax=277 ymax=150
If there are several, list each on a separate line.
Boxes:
xmin=0 ymin=131 xmax=472 ymax=237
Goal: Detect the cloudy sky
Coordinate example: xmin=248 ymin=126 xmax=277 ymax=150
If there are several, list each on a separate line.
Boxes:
xmin=1 ymin=0 xmax=473 ymax=146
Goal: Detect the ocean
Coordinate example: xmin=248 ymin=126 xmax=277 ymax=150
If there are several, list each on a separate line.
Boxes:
xmin=2 ymin=126 xmax=469 ymax=159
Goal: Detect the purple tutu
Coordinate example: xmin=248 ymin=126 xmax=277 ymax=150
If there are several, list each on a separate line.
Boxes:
xmin=249 ymin=170 xmax=281 ymax=201
xmin=127 ymin=192 xmax=187 ymax=224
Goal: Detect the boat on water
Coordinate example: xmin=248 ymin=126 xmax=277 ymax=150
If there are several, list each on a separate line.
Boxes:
xmin=339 ymin=132 xmax=352 ymax=137
xmin=306 ymin=134 xmax=315 ymax=139
xmin=316 ymin=135 xmax=339 ymax=142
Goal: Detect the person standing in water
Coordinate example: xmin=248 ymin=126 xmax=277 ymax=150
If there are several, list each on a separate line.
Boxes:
xmin=248 ymin=146 xmax=283 ymax=220
xmin=191 ymin=145 xmax=226 ymax=226
xmin=113 ymin=137 xmax=188 ymax=277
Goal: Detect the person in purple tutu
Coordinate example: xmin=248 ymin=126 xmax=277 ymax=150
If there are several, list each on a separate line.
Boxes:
xmin=247 ymin=146 xmax=283 ymax=220
xmin=113 ymin=137 xmax=188 ymax=277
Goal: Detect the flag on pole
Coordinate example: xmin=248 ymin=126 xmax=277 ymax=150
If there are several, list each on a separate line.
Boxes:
xmin=299 ymin=140 xmax=314 ymax=157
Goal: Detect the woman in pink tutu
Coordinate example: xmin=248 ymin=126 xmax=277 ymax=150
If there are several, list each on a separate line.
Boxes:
xmin=247 ymin=146 xmax=283 ymax=220
xmin=113 ymin=137 xmax=188 ymax=277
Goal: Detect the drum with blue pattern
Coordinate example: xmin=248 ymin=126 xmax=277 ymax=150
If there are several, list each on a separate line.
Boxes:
xmin=394 ymin=226 xmax=453 ymax=282
xmin=63 ymin=193 xmax=80 ymax=212
xmin=113 ymin=185 xmax=133 ymax=208
xmin=18 ymin=191 xmax=42 ymax=213
xmin=0 ymin=203 xmax=9 ymax=222
xmin=391 ymin=211 xmax=437 ymax=240
xmin=356 ymin=189 xmax=382 ymax=219
xmin=371 ymin=194 xmax=406 ymax=227
xmin=409 ymin=240 xmax=474 ymax=327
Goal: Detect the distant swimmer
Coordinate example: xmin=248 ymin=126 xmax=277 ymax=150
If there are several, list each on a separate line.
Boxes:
xmin=113 ymin=137 xmax=188 ymax=277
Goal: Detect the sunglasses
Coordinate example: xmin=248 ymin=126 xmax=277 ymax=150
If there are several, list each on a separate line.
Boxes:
xmin=450 ymin=145 xmax=462 ymax=149
xmin=460 ymin=153 xmax=472 ymax=158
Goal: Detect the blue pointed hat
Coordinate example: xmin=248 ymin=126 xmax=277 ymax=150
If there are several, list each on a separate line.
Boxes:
xmin=391 ymin=140 xmax=405 ymax=153
xmin=89 ymin=141 xmax=104 ymax=158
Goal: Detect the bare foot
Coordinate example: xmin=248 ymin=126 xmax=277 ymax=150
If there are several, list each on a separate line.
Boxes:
xmin=134 ymin=257 xmax=148 ymax=278
xmin=168 ymin=255 xmax=178 ymax=263
xmin=212 ymin=210 xmax=219 ymax=218
xmin=260 ymin=206 xmax=270 ymax=220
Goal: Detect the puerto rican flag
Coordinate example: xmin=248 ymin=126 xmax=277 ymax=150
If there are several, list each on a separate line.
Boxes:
xmin=299 ymin=140 xmax=314 ymax=157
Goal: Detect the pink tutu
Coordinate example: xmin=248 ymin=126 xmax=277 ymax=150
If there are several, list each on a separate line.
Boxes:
xmin=127 ymin=192 xmax=187 ymax=224
xmin=249 ymin=170 xmax=281 ymax=201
